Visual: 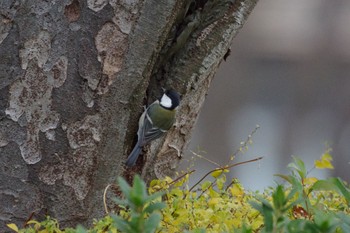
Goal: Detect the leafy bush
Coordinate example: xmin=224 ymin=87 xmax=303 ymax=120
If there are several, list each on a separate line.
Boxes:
xmin=111 ymin=175 xmax=165 ymax=233
xmin=251 ymin=155 xmax=350 ymax=233
xmin=7 ymin=151 xmax=350 ymax=233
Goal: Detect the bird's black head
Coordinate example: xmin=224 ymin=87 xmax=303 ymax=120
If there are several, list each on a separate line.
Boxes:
xmin=159 ymin=89 xmax=180 ymax=110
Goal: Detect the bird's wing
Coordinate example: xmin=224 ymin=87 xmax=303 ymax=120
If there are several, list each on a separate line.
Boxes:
xmin=139 ymin=111 xmax=166 ymax=146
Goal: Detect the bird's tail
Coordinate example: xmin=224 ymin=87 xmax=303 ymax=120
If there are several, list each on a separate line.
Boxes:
xmin=125 ymin=142 xmax=142 ymax=167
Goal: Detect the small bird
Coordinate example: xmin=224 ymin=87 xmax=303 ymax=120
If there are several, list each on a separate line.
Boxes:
xmin=125 ymin=89 xmax=180 ymax=167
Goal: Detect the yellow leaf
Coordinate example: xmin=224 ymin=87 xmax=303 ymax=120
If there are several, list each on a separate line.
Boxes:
xmin=7 ymin=223 xmax=19 ymax=232
xmin=322 ymin=152 xmax=332 ymax=160
xmin=149 ymin=179 xmax=159 ymax=187
xmin=212 ymin=170 xmax=223 ymax=178
xmin=201 ymin=181 xmax=211 ymax=191
xmin=208 ymin=197 xmax=221 ymax=207
xmin=163 ymin=176 xmax=173 ymax=183
xmin=217 ymin=176 xmax=226 ymax=190
xmin=209 ymin=186 xmax=219 ymax=197
xmin=315 ymin=152 xmax=334 ymax=169
xmin=26 ymin=220 xmax=40 ymax=225
xmin=174 ymin=175 xmax=187 ymax=187
xmin=212 ymin=169 xmax=229 ymax=178
xmin=170 ymin=188 xmax=183 ymax=197
xmin=303 ymin=177 xmax=318 ymax=185
xmin=230 ymin=184 xmax=244 ymax=197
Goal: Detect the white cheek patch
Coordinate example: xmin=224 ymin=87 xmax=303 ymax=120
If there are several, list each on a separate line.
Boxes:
xmin=160 ymin=94 xmax=172 ymax=108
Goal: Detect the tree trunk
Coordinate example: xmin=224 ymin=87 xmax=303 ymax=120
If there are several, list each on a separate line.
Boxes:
xmin=0 ymin=0 xmax=258 ymax=230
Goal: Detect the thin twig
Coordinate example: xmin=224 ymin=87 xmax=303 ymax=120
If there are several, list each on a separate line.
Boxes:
xmin=191 ymin=150 xmax=221 ymax=167
xmin=228 ymin=125 xmax=260 ymax=162
xmin=225 ymin=178 xmax=239 ymax=191
xmin=168 ymin=169 xmax=196 ymax=187
xmin=189 ymin=156 xmax=263 ymax=193
xmin=198 ymin=179 xmax=218 ymax=198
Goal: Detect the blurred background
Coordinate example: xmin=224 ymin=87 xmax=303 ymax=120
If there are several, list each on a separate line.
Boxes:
xmin=180 ymin=0 xmax=350 ymax=191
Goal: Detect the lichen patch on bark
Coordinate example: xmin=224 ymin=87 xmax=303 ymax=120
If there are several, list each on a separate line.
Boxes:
xmin=110 ymin=0 xmax=141 ymax=34
xmin=87 ymin=0 xmax=109 ymax=12
xmin=95 ymin=22 xmax=128 ymax=88
xmin=66 ymin=114 xmax=102 ymax=149
xmin=5 ymin=56 xmax=68 ymax=164
xmin=19 ymin=31 xmax=51 ymax=70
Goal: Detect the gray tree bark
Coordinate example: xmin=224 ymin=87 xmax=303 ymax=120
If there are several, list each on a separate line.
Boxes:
xmin=0 ymin=0 xmax=258 ymax=230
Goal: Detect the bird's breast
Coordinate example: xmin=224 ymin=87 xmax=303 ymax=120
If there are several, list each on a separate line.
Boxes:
xmin=148 ymin=104 xmax=176 ymax=130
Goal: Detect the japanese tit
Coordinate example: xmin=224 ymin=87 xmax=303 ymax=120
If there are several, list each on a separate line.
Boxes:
xmin=125 ymin=89 xmax=180 ymax=167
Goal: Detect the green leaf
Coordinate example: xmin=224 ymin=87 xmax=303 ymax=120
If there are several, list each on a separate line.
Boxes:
xmin=239 ymin=224 xmax=253 ymax=233
xmin=128 ymin=175 xmax=147 ymax=208
xmin=288 ymin=156 xmax=307 ymax=179
xmin=336 ymin=212 xmax=350 ymax=232
xmin=274 ymin=174 xmax=293 ymax=184
xmin=132 ymin=175 xmax=147 ymax=200
xmin=287 ymin=220 xmax=317 ymax=233
xmin=313 ymin=211 xmax=338 ymax=233
xmin=249 ymin=196 xmax=273 ymax=216
xmin=328 ymin=177 xmax=350 ymax=204
xmin=111 ymin=214 xmax=131 ymax=233
xmin=310 ymin=180 xmax=337 ymax=193
xmin=118 ymin=176 xmax=131 ymax=198
xmin=144 ymin=191 xmax=164 ymax=203
xmin=262 ymin=203 xmax=274 ymax=232
xmin=144 ymin=213 xmax=161 ymax=233
xmin=75 ymin=225 xmax=88 ymax=233
xmin=144 ymin=202 xmax=166 ymax=214
xmin=310 ymin=177 xmax=350 ymax=204
xmin=112 ymin=197 xmax=128 ymax=206
xmin=272 ymin=185 xmax=286 ymax=210
xmin=249 ymin=201 xmax=263 ymax=213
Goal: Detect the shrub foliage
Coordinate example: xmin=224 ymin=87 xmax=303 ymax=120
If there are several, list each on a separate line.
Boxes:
xmin=8 ymin=151 xmax=350 ymax=233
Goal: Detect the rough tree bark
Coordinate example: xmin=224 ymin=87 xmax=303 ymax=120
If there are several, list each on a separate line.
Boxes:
xmin=0 ymin=0 xmax=258 ymax=230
